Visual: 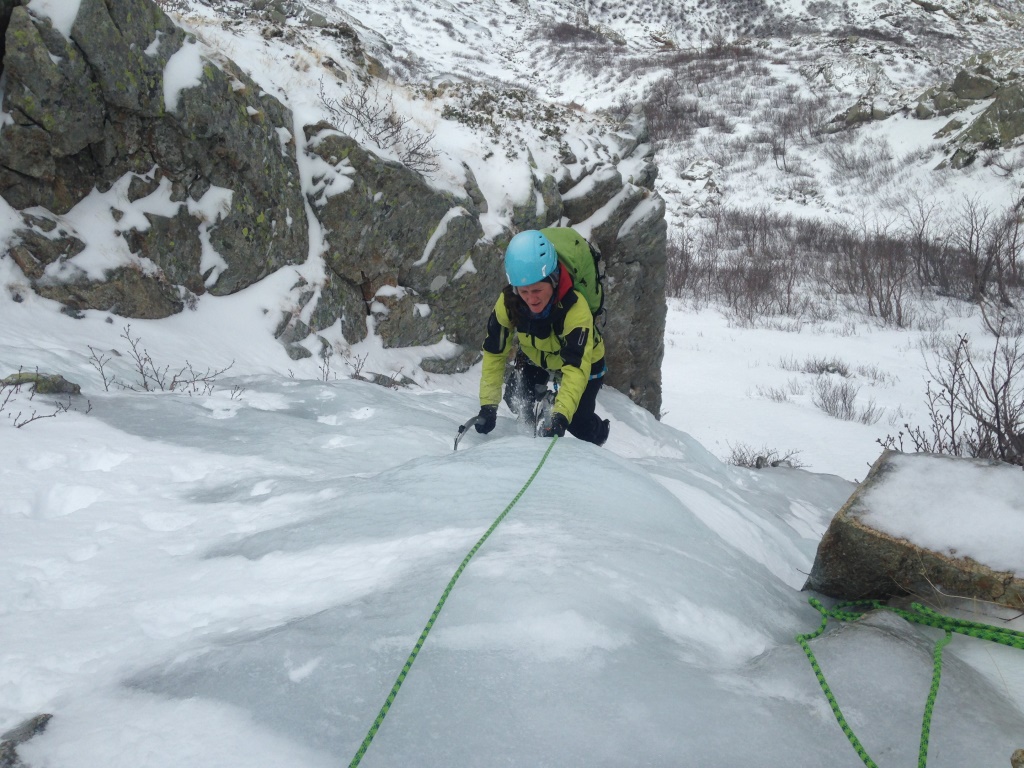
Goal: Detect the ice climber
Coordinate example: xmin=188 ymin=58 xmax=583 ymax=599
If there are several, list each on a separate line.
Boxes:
xmin=473 ymin=229 xmax=610 ymax=445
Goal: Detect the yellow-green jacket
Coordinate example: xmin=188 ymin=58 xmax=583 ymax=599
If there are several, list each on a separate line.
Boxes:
xmin=479 ymin=279 xmax=605 ymax=423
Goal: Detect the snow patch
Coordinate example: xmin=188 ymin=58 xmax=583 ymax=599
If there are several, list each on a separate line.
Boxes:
xmin=163 ymin=39 xmax=206 ymax=113
xmin=412 ymin=206 xmax=470 ymax=267
xmin=26 ymin=0 xmax=81 ymax=38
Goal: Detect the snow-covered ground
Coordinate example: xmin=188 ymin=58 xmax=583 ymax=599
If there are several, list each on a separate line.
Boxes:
xmin=3 ymin=252 xmax=1024 ymax=768
xmin=4 ymin=0 xmax=1024 ymax=764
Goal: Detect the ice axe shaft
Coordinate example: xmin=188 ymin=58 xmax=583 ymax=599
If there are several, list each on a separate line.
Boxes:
xmin=453 ymin=415 xmax=482 ymax=451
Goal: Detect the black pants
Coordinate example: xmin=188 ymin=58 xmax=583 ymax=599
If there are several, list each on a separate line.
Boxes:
xmin=504 ymin=353 xmax=607 ymax=445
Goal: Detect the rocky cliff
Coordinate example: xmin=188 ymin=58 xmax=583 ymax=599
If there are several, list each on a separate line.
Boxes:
xmin=0 ymin=0 xmax=667 ymax=414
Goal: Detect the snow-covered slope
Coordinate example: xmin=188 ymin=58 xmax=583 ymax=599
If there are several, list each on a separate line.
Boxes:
xmin=3 ymin=289 xmax=1023 ymax=767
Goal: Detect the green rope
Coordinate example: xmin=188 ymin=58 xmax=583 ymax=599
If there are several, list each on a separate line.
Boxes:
xmin=348 ymin=437 xmax=560 ymax=767
xmin=797 ymin=597 xmax=1024 ymax=768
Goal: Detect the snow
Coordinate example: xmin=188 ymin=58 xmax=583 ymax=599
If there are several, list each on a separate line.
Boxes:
xmin=3 ymin=286 xmax=1024 ymax=767
xmin=861 ymin=452 xmax=1024 ymax=573
xmin=163 ymin=38 xmax=206 ymax=113
xmin=412 ymin=206 xmax=471 ymax=267
xmin=3 ymin=0 xmax=1024 ymax=764
xmin=25 ymin=0 xmax=81 ymax=38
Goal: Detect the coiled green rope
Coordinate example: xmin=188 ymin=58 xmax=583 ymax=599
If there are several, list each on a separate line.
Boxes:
xmin=797 ymin=597 xmax=1024 ymax=768
xmin=348 ymin=437 xmax=560 ymax=767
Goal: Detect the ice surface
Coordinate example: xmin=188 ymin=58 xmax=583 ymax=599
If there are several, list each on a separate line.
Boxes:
xmin=4 ymin=362 xmax=1022 ymax=767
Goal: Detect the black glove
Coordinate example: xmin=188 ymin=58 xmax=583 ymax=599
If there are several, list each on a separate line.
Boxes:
xmin=538 ymin=412 xmax=568 ymax=438
xmin=475 ymin=405 xmax=498 ymax=434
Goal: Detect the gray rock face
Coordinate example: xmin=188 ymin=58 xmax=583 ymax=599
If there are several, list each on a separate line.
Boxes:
xmin=0 ymin=713 xmax=51 ymax=768
xmin=0 ymin=0 xmax=308 ymax=313
xmin=951 ymin=69 xmax=999 ymax=100
xmin=804 ymin=451 xmax=1024 ymax=609
xmin=304 ymin=124 xmax=666 ymax=413
xmin=305 ymin=126 xmax=493 ymax=352
xmin=0 ymin=0 xmax=668 ymax=415
xmin=912 ymin=52 xmax=1024 ymax=167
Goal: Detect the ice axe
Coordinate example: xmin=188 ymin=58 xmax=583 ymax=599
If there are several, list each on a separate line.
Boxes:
xmin=453 ymin=415 xmax=483 ymax=451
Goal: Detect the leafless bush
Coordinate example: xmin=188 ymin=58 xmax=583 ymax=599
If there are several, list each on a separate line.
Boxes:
xmin=812 ymin=376 xmax=881 ymax=423
xmin=980 ymin=297 xmax=1024 ymax=338
xmin=824 ymin=223 xmax=916 ymax=328
xmin=755 ymin=384 xmax=791 ymax=402
xmin=780 ymin=354 xmax=851 ymax=377
xmin=856 ymin=397 xmax=885 ymax=425
xmin=726 ymin=442 xmax=806 ymax=469
xmin=855 ymin=363 xmax=899 ymax=387
xmin=663 ymin=140 xmax=1021 ymax=331
xmin=88 ymin=326 xmax=234 ymax=396
xmin=542 ymin=22 xmax=610 ymax=46
xmin=762 ymin=95 xmax=831 ymax=172
xmin=665 ymin=231 xmax=693 ymax=298
xmin=319 ymin=344 xmax=336 ymax=382
xmin=879 ymin=329 xmax=1024 ymax=466
xmin=982 ymin=149 xmax=1024 ymax=178
xmin=824 ymin=136 xmax=898 ymax=188
xmin=942 ymin=195 xmax=1024 ymax=304
xmin=319 ymin=77 xmax=440 ymax=174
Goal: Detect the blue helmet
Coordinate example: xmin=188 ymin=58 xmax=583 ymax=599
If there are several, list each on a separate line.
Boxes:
xmin=504 ymin=230 xmax=558 ymax=287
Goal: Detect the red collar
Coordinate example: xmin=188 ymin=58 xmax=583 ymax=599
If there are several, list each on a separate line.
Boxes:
xmin=555 ymin=267 xmax=574 ymax=302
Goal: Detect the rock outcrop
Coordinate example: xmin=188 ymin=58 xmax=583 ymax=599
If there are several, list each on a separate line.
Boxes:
xmin=0 ymin=0 xmax=667 ymax=414
xmin=804 ymin=450 xmax=1024 ymax=609
xmin=912 ymin=50 xmax=1024 ymax=168
xmin=0 ymin=713 xmax=51 ymax=768
xmin=0 ymin=0 xmax=309 ymax=314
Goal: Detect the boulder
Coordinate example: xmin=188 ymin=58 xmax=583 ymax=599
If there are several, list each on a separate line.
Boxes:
xmin=1 ymin=371 xmax=81 ymax=394
xmin=951 ymin=69 xmax=999 ymax=100
xmin=804 ymin=450 xmax=1024 ymax=609
xmin=561 ymin=165 xmax=624 ymax=224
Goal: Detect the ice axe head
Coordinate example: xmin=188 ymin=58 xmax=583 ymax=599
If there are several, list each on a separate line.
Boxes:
xmin=454 ymin=415 xmax=483 ymax=451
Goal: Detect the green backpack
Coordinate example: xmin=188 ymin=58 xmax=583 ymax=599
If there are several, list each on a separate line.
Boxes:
xmin=540 ymin=227 xmax=605 ymax=316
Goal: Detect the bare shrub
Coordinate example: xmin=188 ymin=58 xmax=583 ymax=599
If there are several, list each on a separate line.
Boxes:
xmin=855 ymin=363 xmax=899 ymax=387
xmin=665 ymin=231 xmax=693 ymax=298
xmin=673 ymin=180 xmax=1021 ymax=329
xmin=755 ymin=384 xmax=791 ymax=403
xmin=980 ymin=298 xmax=1024 ymax=338
xmin=856 ymin=397 xmax=885 ymax=426
xmin=982 ymin=149 xmax=1024 ymax=178
xmin=89 ymin=326 xmax=234 ymax=395
xmin=763 ymin=95 xmax=830 ymax=172
xmin=825 ymin=223 xmax=915 ymax=327
xmin=319 ymin=78 xmax=440 ymax=174
xmin=543 ymin=22 xmax=610 ymax=45
xmin=779 ymin=354 xmax=850 ymax=377
xmin=824 ymin=136 xmax=898 ymax=188
xmin=726 ymin=442 xmax=806 ymax=469
xmin=879 ymin=329 xmax=1024 ymax=466
xmin=811 ymin=377 xmax=860 ymax=420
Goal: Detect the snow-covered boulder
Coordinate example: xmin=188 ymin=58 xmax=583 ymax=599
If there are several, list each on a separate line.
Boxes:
xmin=804 ymin=450 xmax=1024 ymax=608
